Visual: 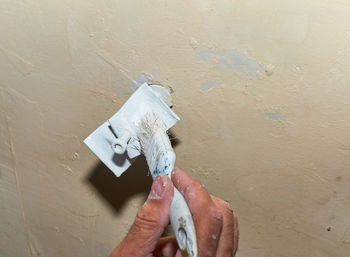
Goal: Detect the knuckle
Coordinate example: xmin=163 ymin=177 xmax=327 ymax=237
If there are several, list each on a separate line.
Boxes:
xmin=208 ymin=206 xmax=223 ymax=224
xmin=217 ymin=199 xmax=238 ymax=222
xmin=183 ymin=179 xmax=205 ymax=199
xmin=233 ymin=211 xmax=238 ymax=223
xmin=134 ymin=208 xmax=159 ymax=230
xmin=222 ymin=200 xmax=234 ymax=213
xmin=188 ymin=178 xmax=202 ymax=191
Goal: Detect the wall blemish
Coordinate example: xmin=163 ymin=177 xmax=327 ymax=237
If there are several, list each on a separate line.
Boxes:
xmin=200 ymin=80 xmax=220 ymax=92
xmin=199 ymin=46 xmax=266 ymax=79
xmin=264 ymin=109 xmax=285 ymax=122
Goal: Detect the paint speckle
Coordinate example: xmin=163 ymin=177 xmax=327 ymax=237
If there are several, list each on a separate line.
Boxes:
xmin=264 ymin=109 xmax=285 ymax=122
xmin=189 ymin=37 xmax=200 ymax=49
xmin=199 ymin=47 xmax=266 ymax=79
xmin=212 ymin=234 xmax=217 ymax=240
xmin=59 ymin=163 xmax=73 ymax=174
xmin=149 ymin=189 xmax=161 ymax=199
xmin=176 ymin=28 xmax=185 ymax=35
xmin=200 ymin=80 xmax=220 ymax=92
xmin=265 ymin=64 xmax=275 ymax=76
xmin=71 ymin=152 xmax=80 ymax=160
xmin=188 ymin=191 xmax=195 ymax=199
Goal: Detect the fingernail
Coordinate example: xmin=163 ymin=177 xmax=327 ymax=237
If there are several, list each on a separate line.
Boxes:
xmin=149 ymin=175 xmax=167 ymax=199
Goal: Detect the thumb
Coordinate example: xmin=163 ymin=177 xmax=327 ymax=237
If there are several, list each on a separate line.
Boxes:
xmin=111 ymin=175 xmax=174 ymax=257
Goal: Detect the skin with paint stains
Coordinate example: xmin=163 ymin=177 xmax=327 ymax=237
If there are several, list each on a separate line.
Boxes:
xmin=109 ymin=168 xmax=238 ymax=257
xmin=1 ymin=0 xmax=350 ymax=256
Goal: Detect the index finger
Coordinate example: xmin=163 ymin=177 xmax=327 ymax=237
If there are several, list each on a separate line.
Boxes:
xmin=171 ymin=167 xmax=223 ymax=257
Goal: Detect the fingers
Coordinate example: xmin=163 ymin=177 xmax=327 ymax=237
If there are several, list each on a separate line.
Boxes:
xmin=152 ymin=209 xmax=238 ymax=257
xmin=232 ymin=210 xmax=239 ymax=255
xmin=172 ymin=168 xmax=223 ymax=257
xmin=153 ymin=236 xmax=178 ymax=257
xmin=211 ymin=197 xmax=239 ymax=257
xmin=110 ymin=175 xmax=174 ymax=257
xmin=175 ymin=249 xmax=184 ymax=257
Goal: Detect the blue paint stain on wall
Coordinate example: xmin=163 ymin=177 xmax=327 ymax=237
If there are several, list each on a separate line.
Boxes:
xmin=264 ymin=109 xmax=285 ymax=122
xmin=130 ymin=72 xmax=159 ymax=91
xmin=200 ymin=80 xmax=220 ymax=92
xmin=199 ymin=47 xmax=266 ymax=79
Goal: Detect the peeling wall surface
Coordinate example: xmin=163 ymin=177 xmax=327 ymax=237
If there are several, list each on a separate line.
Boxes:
xmin=1 ymin=1 xmax=350 ymax=256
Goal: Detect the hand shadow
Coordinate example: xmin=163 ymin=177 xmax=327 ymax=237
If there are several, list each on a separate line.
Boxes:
xmin=85 ymin=129 xmax=181 ymax=216
xmin=86 ymin=156 xmax=152 ymax=215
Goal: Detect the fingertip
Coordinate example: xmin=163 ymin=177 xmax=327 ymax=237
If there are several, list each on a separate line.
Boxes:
xmin=171 ymin=167 xmax=191 ymax=184
xmin=171 ymin=168 xmax=202 ymax=193
xmin=149 ymin=174 xmax=174 ymax=201
xmin=161 ymin=174 xmax=174 ymax=200
xmin=159 ymin=174 xmax=172 ymax=185
xmin=171 ymin=168 xmax=186 ymax=188
xmin=171 ymin=167 xmax=183 ymax=176
xmin=153 ymin=236 xmax=178 ymax=257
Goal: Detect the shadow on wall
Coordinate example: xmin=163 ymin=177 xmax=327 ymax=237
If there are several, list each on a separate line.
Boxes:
xmin=168 ymin=129 xmax=181 ymax=148
xmin=86 ymin=156 xmax=152 ymax=215
xmin=85 ymin=129 xmax=180 ymax=215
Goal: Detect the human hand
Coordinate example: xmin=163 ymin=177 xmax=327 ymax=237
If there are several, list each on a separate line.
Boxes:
xmin=109 ymin=168 xmax=238 ymax=257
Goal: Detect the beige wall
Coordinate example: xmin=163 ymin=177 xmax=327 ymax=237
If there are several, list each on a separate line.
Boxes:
xmin=1 ymin=0 xmax=350 ymax=256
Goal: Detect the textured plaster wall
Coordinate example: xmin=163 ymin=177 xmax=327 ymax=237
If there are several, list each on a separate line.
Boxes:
xmin=1 ymin=0 xmax=350 ymax=256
